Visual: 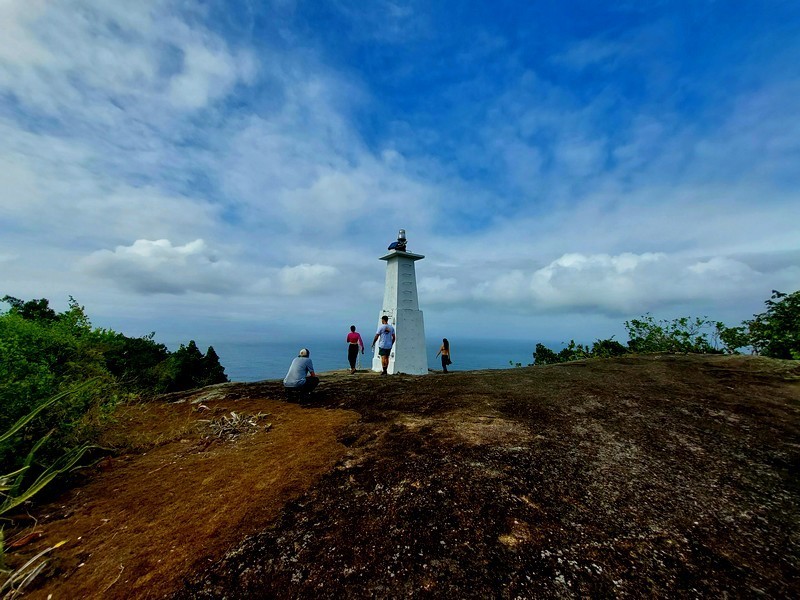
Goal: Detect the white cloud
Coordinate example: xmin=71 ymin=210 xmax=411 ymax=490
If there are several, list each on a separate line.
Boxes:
xmin=81 ymin=239 xmax=240 ymax=295
xmin=418 ymin=276 xmax=458 ymax=299
xmin=472 ymin=251 xmax=793 ymax=317
xmin=0 ymin=0 xmax=254 ymax=115
xmin=278 ymin=263 xmax=340 ymax=295
xmin=0 ymin=0 xmax=52 ymax=66
xmin=168 ymin=40 xmax=256 ymax=109
xmin=0 ymin=2 xmax=797 ymax=344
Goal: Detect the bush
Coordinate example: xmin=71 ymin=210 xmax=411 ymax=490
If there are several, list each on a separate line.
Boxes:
xmin=157 ymin=341 xmax=228 ymax=393
xmin=746 ymin=290 xmax=800 ymax=359
xmin=625 ymin=315 xmax=720 ymax=354
xmin=533 ymin=337 xmax=628 ymax=366
xmin=0 ymin=308 xmax=117 ymax=470
xmin=90 ymin=329 xmax=170 ymax=393
xmin=530 ymin=289 xmax=799 ymax=365
xmin=715 ymin=323 xmax=750 ymax=354
xmin=0 ymin=296 xmax=229 ymax=471
xmin=591 ymin=338 xmax=628 ymax=358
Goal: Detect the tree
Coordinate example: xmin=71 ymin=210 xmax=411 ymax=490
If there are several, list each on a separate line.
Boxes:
xmin=93 ymin=330 xmax=170 ymax=393
xmin=625 ymin=315 xmax=719 ymax=354
xmin=158 ymin=341 xmax=228 ymax=392
xmin=591 ymin=338 xmax=628 ymax=358
xmin=164 ymin=340 xmax=205 ymax=392
xmin=715 ymin=322 xmax=750 ymax=354
xmin=201 ymin=346 xmax=228 ymax=386
xmin=746 ymin=290 xmax=800 ymax=359
xmin=1 ymin=296 xmax=58 ymax=323
xmin=533 ymin=343 xmax=560 ymax=365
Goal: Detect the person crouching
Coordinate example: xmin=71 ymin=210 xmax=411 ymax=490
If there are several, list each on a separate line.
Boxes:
xmin=283 ymin=348 xmax=319 ymax=400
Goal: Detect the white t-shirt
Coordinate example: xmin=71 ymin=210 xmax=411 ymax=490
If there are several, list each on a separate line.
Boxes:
xmin=375 ymin=323 xmax=395 ymax=349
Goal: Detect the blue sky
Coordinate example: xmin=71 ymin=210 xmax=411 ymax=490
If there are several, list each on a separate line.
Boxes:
xmin=1 ymin=0 xmax=798 ymax=348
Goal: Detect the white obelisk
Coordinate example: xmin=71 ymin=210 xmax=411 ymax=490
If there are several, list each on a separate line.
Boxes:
xmin=372 ymin=230 xmax=428 ymax=375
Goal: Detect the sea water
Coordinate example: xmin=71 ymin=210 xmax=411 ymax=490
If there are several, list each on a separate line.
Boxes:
xmin=209 ymin=337 xmax=554 ymax=382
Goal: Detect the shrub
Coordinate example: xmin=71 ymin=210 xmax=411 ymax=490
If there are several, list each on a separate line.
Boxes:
xmin=746 ymin=290 xmax=800 ymax=359
xmin=533 ymin=337 xmax=628 ymax=366
xmin=0 ymin=296 xmax=229 ymax=471
xmin=715 ymin=323 xmax=750 ymax=354
xmin=533 ymin=343 xmax=560 ymax=365
xmin=591 ymin=338 xmax=628 ymax=358
xmin=625 ymin=315 xmax=720 ymax=354
xmin=158 ymin=341 xmax=229 ymax=393
xmin=1 ymin=384 xmax=94 ymax=575
xmin=0 ymin=311 xmax=116 ymax=469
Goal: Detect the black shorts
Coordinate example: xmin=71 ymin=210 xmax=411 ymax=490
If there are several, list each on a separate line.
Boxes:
xmin=378 ymin=347 xmax=391 ymax=357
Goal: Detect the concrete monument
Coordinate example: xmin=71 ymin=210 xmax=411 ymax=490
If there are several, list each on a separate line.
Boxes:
xmin=372 ymin=229 xmax=428 ymax=375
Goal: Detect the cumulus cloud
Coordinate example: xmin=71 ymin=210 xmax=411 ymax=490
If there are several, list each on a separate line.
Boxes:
xmin=81 ymin=239 xmax=240 ymax=295
xmin=473 ymin=251 xmax=785 ymax=316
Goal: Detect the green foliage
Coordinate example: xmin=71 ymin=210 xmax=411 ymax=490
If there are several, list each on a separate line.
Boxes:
xmin=0 ymin=296 xmax=229 ymax=473
xmin=558 ymin=340 xmax=592 ymax=362
xmin=590 ymin=338 xmax=628 ymax=358
xmin=203 ymin=346 xmax=228 ymax=385
xmin=1 ymin=430 xmax=91 ymax=517
xmin=1 ymin=296 xmax=58 ymax=323
xmin=715 ymin=323 xmax=750 ymax=354
xmin=157 ymin=341 xmax=228 ymax=393
xmin=625 ymin=315 xmax=720 ymax=354
xmin=1 ymin=385 xmax=94 ymax=573
xmin=533 ymin=343 xmax=560 ymax=366
xmin=746 ymin=290 xmax=800 ymax=359
xmin=0 ymin=295 xmax=230 ymax=572
xmin=532 ymin=289 xmax=799 ymax=365
xmin=0 ymin=300 xmax=115 ymax=469
xmin=533 ymin=337 xmax=628 ymax=365
xmin=90 ymin=329 xmax=170 ymax=392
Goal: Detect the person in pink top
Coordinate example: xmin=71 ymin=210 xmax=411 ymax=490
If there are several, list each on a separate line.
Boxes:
xmin=346 ymin=325 xmax=365 ymax=374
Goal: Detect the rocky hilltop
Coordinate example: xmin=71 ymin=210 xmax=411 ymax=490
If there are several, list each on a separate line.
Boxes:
xmin=12 ymin=355 xmax=800 ymax=599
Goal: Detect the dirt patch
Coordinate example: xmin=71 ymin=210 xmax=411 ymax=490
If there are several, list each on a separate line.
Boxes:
xmin=8 ymin=393 xmax=358 ymax=600
xmin=5 ymin=356 xmax=800 ymax=599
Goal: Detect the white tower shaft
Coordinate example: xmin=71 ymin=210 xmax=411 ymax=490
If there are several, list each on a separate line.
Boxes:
xmin=372 ymin=250 xmax=428 ymax=375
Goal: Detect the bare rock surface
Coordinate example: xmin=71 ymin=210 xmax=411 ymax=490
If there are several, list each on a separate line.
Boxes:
xmin=178 ymin=355 xmax=800 ymax=599
xmin=9 ymin=355 xmax=799 ymax=599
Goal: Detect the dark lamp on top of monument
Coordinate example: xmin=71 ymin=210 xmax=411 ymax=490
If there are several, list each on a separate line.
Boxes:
xmin=387 ymin=229 xmax=408 ymax=251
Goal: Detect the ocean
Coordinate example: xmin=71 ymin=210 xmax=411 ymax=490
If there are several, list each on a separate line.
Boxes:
xmin=210 ymin=337 xmax=553 ymax=382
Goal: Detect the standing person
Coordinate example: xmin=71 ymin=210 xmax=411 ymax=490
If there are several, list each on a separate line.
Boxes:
xmin=435 ymin=338 xmax=452 ymax=373
xmin=346 ymin=325 xmax=365 ymax=374
xmin=283 ymin=348 xmax=319 ymax=400
xmin=371 ymin=315 xmax=396 ymax=376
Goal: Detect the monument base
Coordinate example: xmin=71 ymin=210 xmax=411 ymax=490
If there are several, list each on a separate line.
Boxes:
xmin=372 ymin=309 xmax=427 ymax=375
